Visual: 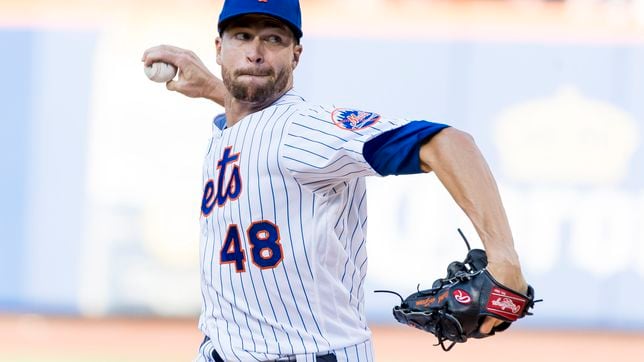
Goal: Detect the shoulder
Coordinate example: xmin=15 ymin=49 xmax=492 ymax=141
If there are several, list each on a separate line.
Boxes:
xmin=290 ymin=102 xmax=391 ymax=133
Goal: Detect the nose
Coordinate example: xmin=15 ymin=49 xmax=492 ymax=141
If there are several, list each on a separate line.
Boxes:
xmin=245 ymin=38 xmax=264 ymax=64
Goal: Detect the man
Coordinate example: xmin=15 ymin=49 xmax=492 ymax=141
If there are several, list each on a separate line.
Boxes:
xmin=142 ymin=0 xmax=528 ymax=361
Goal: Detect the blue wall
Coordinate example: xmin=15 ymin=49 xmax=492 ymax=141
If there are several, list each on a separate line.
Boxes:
xmin=0 ymin=29 xmax=96 ymax=313
xmin=0 ymin=31 xmax=33 ymax=307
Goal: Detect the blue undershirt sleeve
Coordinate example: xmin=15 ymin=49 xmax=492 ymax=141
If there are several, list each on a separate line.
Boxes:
xmin=213 ymin=113 xmax=226 ymax=130
xmin=363 ymin=120 xmax=450 ymax=176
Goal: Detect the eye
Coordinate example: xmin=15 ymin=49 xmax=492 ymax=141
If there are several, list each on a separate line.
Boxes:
xmin=234 ymin=32 xmax=251 ymax=41
xmin=267 ymin=35 xmax=282 ymax=44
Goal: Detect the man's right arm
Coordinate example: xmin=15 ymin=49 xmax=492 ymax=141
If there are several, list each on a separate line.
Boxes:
xmin=419 ymin=127 xmax=527 ymax=334
xmin=142 ymin=44 xmax=227 ymax=105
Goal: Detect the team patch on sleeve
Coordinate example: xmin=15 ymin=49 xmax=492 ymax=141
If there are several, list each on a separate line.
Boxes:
xmin=331 ymin=108 xmax=380 ymax=130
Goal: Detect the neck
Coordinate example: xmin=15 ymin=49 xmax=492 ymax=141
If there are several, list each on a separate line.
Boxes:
xmin=225 ymin=87 xmax=292 ymax=127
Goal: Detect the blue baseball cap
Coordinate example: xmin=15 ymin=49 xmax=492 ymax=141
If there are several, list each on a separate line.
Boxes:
xmin=218 ymin=0 xmax=303 ymax=39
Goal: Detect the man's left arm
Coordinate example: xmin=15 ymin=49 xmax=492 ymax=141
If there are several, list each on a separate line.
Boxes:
xmin=419 ymin=127 xmax=528 ymax=334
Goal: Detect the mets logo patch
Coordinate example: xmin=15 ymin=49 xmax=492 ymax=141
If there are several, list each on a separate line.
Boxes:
xmin=331 ymin=108 xmax=380 ymax=130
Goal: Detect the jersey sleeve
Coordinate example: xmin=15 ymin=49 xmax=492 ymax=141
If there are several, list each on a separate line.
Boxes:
xmin=363 ymin=120 xmax=450 ymax=176
xmin=280 ymin=105 xmax=417 ymax=193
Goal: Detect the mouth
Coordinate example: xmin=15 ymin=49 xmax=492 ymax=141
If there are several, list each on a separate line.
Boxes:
xmin=236 ymin=70 xmax=272 ymax=77
xmin=238 ymin=74 xmax=271 ymax=80
xmin=238 ymin=74 xmax=270 ymax=78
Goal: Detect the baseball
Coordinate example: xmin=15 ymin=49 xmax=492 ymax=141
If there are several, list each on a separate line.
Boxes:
xmin=144 ymin=62 xmax=177 ymax=83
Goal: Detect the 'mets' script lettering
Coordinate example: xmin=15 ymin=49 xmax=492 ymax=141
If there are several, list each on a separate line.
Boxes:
xmin=201 ymin=146 xmax=242 ymax=216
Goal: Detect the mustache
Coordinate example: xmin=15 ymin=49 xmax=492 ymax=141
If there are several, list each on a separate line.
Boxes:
xmin=235 ymin=68 xmax=273 ymax=77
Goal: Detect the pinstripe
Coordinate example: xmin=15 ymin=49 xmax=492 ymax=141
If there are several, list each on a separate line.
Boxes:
xmin=355 ymin=200 xmax=370 ymax=323
xmin=239 ymin=114 xmax=269 ymax=347
xmin=227 ymin=120 xmax=258 ymax=353
xmin=333 ymin=184 xmax=351 ymax=230
xmin=295 ymin=155 xmax=368 ymax=174
xmin=338 ymin=181 xmax=360 ymax=245
xmin=347 ymin=190 xmax=369 ymax=319
xmin=288 ymin=132 xmax=340 ymax=151
xmin=209 ymin=139 xmax=239 ymax=362
xmin=347 ymin=236 xmax=365 ymax=308
xmin=339 ymin=186 xmax=366 ymax=322
xmin=199 ymin=149 xmax=213 ymax=333
xmin=225 ymin=122 xmax=248 ymax=356
xmin=363 ymin=340 xmax=369 ymax=360
xmin=338 ymin=146 xmax=367 ymax=157
xmin=260 ymin=106 xmax=305 ymax=354
xmin=205 ymin=145 xmax=227 ymax=361
xmin=200 ymin=131 xmax=219 ymax=325
xmin=334 ymin=203 xmax=348 ymax=242
xmin=282 ymin=156 xmax=318 ymax=169
xmin=309 ymin=170 xmax=370 ymax=193
xmin=283 ymin=143 xmax=329 ymax=160
xmin=236 ymin=112 xmax=274 ymax=354
xmin=246 ymin=110 xmax=292 ymax=355
xmin=340 ymin=211 xmax=361 ymax=284
xmin=291 ymin=122 xmax=348 ymax=142
xmin=259 ymin=106 xmax=302 ymax=355
xmin=248 ymin=351 xmax=263 ymax=361
xmin=307 ymin=114 xmax=335 ymax=125
xmin=294 ymin=181 xmax=333 ymax=350
xmin=264 ymin=107 xmax=313 ymax=353
xmin=365 ymin=123 xmax=383 ymax=132
xmin=285 ymin=133 xmax=366 ymax=158
xmin=285 ymin=153 xmax=367 ymax=173
xmin=217 ymin=130 xmax=243 ymax=362
xmin=315 ymin=105 xmax=331 ymax=114
xmin=292 ymin=180 xmax=328 ymax=343
xmin=206 ymin=136 xmax=214 ymax=155
xmin=355 ymin=250 xmax=369 ymax=322
xmin=282 ymin=106 xmax=332 ymax=352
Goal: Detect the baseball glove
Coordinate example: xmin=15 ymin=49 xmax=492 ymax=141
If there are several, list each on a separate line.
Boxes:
xmin=376 ymin=230 xmax=539 ymax=351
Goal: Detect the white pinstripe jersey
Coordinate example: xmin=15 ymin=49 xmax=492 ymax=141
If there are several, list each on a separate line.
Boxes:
xmin=197 ymin=90 xmax=411 ymax=361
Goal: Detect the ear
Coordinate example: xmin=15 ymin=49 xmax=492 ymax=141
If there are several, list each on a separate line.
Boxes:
xmin=215 ymin=37 xmax=222 ymax=66
xmin=292 ymin=44 xmax=303 ymax=69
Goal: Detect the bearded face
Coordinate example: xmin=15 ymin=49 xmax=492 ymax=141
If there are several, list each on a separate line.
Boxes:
xmin=216 ymin=15 xmax=301 ymax=106
xmin=221 ymin=64 xmax=291 ymax=103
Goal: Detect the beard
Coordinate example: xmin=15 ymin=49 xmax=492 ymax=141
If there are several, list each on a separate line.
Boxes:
xmin=222 ymin=66 xmax=291 ymax=103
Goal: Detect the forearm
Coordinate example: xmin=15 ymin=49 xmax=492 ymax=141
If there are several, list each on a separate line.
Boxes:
xmin=419 ymin=127 xmax=520 ymax=266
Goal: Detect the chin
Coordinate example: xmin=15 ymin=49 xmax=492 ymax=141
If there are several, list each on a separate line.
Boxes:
xmin=232 ymin=85 xmax=275 ymax=103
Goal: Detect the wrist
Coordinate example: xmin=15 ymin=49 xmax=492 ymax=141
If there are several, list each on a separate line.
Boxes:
xmin=486 ymin=249 xmax=521 ymax=268
xmin=486 ymin=258 xmax=527 ymax=294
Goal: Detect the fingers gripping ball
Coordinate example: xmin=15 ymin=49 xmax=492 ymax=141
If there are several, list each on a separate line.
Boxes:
xmin=144 ymin=62 xmax=177 ymax=83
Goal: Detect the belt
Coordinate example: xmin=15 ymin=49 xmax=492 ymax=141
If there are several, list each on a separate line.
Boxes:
xmin=212 ymin=348 xmax=337 ymax=362
xmin=203 ymin=336 xmax=337 ymax=362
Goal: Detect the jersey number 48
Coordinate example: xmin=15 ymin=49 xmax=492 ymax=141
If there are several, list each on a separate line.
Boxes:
xmin=220 ymin=221 xmax=284 ymax=273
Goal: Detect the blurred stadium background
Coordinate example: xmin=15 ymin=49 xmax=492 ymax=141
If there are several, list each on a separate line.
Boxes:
xmin=2 ymin=0 xmax=644 ymax=360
